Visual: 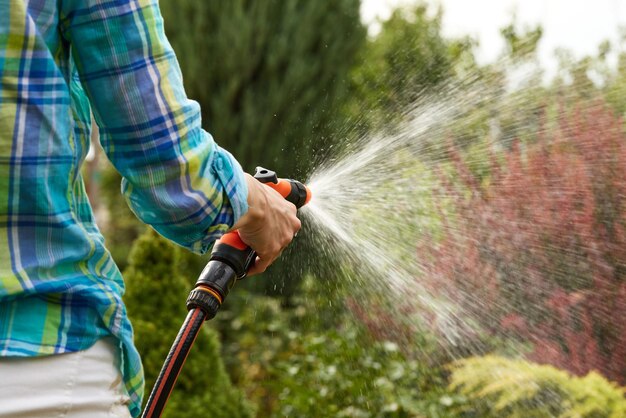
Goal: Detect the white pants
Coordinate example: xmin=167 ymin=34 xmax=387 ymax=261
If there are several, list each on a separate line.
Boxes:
xmin=0 ymin=337 xmax=132 ymax=418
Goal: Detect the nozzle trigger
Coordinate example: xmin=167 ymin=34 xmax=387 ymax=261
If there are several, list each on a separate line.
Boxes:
xmin=254 ymin=166 xmax=278 ymax=184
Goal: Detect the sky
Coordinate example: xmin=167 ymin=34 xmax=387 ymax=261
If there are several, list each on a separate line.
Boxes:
xmin=361 ymin=0 xmax=626 ymax=77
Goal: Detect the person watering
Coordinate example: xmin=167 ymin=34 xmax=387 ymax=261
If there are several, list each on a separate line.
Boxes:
xmin=0 ymin=0 xmax=301 ymax=417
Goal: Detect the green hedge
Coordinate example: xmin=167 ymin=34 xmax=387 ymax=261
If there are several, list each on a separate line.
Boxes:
xmin=449 ymin=355 xmax=626 ymax=418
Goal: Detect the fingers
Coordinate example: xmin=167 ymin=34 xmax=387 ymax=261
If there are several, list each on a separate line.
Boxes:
xmin=292 ymin=215 xmax=302 ymax=234
xmin=246 ymin=220 xmax=300 ymax=277
xmin=246 ymin=251 xmax=280 ymax=277
xmin=246 ymin=257 xmax=266 ymax=277
xmin=236 ymin=175 xmax=303 ymax=276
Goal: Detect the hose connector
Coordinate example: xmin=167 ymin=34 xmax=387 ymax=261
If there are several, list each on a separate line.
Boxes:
xmin=186 ymin=259 xmax=237 ymax=318
xmin=186 ymin=287 xmax=222 ymax=320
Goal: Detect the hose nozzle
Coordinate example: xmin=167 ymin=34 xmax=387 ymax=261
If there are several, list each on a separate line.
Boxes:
xmin=186 ymin=167 xmax=311 ymax=318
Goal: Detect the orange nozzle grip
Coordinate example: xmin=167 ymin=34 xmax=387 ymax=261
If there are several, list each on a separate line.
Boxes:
xmin=263 ymin=179 xmax=311 ymax=208
xmin=218 ymin=231 xmax=248 ymax=250
xmin=264 ymin=180 xmax=292 ymax=198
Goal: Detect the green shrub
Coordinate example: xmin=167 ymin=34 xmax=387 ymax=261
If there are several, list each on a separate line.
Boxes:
xmin=123 ymin=230 xmax=252 ymax=418
xmin=214 ymin=277 xmax=459 ymax=418
xmin=449 ymin=355 xmax=626 ymax=418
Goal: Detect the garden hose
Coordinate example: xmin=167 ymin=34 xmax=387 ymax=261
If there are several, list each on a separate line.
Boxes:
xmin=141 ymin=167 xmax=311 ymax=418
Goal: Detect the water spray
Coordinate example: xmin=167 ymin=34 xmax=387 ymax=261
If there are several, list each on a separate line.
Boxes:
xmin=141 ymin=167 xmax=311 ymax=418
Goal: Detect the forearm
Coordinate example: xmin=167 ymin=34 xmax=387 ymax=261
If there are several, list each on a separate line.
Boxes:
xmin=62 ymin=0 xmax=248 ymax=252
xmin=118 ymin=131 xmax=248 ymax=253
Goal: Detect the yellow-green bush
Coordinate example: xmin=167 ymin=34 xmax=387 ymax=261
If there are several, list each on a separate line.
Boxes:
xmin=449 ymin=355 xmax=626 ymax=418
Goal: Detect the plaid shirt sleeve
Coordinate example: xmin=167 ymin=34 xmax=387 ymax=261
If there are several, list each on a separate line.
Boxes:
xmin=60 ymin=0 xmax=248 ymax=253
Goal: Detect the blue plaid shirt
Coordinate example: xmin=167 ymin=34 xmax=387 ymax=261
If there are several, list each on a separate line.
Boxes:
xmin=0 ymin=0 xmax=248 ymax=416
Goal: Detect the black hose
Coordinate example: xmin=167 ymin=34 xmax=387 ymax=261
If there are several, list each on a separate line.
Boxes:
xmin=141 ymin=308 xmax=206 ymax=418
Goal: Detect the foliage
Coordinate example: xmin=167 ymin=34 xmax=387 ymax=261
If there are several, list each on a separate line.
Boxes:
xmin=449 ymin=19 xmax=546 ymax=154
xmin=123 ymin=230 xmax=251 ymax=418
xmin=158 ymin=0 xmax=365 ymax=179
xmin=500 ymin=21 xmax=543 ymax=63
xmin=213 ymin=277 xmax=459 ymax=418
xmin=347 ymin=5 xmax=464 ymax=131
xmin=449 ymin=355 xmax=626 ymax=418
xmin=601 ymin=33 xmax=626 ymax=116
xmin=421 ymin=100 xmax=626 ymax=383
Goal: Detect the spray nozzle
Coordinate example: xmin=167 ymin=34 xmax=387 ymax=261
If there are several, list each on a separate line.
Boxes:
xmin=186 ymin=167 xmax=312 ymax=318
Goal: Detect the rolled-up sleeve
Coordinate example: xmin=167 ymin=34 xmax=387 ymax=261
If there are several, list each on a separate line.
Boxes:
xmin=60 ymin=0 xmax=248 ymax=253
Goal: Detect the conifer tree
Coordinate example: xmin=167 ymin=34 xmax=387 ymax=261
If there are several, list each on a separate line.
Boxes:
xmin=159 ymin=0 xmax=365 ymax=178
xmin=123 ymin=230 xmax=252 ymax=418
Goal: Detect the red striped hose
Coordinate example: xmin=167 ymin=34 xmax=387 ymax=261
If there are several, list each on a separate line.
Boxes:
xmin=141 ymin=309 xmax=206 ymax=418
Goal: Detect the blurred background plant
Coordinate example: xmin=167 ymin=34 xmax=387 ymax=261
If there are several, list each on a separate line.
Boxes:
xmin=84 ymin=0 xmax=626 ymax=416
xmin=449 ymin=356 xmax=626 ymax=418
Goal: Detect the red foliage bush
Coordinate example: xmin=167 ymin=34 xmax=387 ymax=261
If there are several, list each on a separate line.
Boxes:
xmin=420 ymin=101 xmax=626 ymax=383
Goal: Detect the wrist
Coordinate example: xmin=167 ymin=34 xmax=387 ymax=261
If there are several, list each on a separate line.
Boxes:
xmin=231 ymin=174 xmax=266 ymax=231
